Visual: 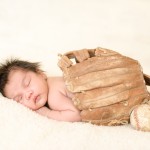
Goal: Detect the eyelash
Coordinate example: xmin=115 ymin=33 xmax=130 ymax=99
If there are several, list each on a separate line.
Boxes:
xmin=14 ymin=76 xmax=31 ymax=102
xmin=27 ymin=80 xmax=30 ymax=86
xmin=25 ymin=78 xmax=31 ymax=87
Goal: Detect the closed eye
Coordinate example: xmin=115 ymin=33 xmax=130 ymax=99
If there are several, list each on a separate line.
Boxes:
xmin=24 ymin=76 xmax=31 ymax=87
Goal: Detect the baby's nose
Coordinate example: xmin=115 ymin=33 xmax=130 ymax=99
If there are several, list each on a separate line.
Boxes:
xmin=25 ymin=91 xmax=32 ymax=100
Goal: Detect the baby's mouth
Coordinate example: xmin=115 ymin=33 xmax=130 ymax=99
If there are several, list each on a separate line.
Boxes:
xmin=34 ymin=95 xmax=40 ymax=103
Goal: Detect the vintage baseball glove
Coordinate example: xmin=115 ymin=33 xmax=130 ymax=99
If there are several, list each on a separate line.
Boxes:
xmin=58 ymin=47 xmax=150 ymax=126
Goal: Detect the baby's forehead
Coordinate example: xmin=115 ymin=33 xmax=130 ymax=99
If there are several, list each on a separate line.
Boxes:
xmin=7 ymin=69 xmax=34 ymax=82
xmin=11 ymin=67 xmax=28 ymax=71
xmin=9 ymin=66 xmax=40 ymax=74
xmin=9 ymin=68 xmax=27 ymax=75
xmin=8 ymin=68 xmax=41 ymax=80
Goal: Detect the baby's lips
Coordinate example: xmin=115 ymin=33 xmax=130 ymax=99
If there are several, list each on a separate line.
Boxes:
xmin=34 ymin=95 xmax=40 ymax=103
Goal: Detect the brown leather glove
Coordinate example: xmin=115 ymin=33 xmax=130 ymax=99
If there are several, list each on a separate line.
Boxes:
xmin=58 ymin=47 xmax=150 ymax=126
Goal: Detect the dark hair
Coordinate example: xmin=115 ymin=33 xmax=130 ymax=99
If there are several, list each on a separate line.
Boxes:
xmin=0 ymin=58 xmax=42 ymax=96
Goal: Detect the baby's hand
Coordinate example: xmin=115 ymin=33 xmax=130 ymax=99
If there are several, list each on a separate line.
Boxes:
xmin=35 ymin=106 xmax=81 ymax=121
xmin=36 ymin=106 xmax=50 ymax=117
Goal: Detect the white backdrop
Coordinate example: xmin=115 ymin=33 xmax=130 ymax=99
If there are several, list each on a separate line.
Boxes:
xmin=0 ymin=1 xmax=150 ymax=150
xmin=0 ymin=0 xmax=150 ymax=76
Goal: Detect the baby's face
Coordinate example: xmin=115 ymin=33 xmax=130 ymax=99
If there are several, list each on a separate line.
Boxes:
xmin=4 ymin=69 xmax=48 ymax=110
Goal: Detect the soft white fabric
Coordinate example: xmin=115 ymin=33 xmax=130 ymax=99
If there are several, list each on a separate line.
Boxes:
xmin=0 ymin=96 xmax=150 ymax=150
xmin=0 ymin=0 xmax=150 ymax=150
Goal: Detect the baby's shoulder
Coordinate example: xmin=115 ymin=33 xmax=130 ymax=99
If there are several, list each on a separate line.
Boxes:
xmin=47 ymin=76 xmax=65 ymax=88
xmin=47 ymin=76 xmax=67 ymax=106
xmin=47 ymin=76 xmax=64 ymax=82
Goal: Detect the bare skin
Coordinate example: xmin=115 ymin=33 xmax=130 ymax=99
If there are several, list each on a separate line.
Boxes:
xmin=4 ymin=69 xmax=81 ymax=122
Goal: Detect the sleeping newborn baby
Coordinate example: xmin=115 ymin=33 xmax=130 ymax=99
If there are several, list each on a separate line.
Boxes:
xmin=0 ymin=59 xmax=81 ymax=122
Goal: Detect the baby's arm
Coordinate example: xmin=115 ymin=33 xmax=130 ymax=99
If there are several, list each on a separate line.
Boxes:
xmin=36 ymin=92 xmax=81 ymax=122
xmin=36 ymin=105 xmax=81 ymax=122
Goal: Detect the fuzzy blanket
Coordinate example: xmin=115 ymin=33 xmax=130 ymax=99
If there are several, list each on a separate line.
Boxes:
xmin=0 ymin=95 xmax=150 ymax=150
xmin=0 ymin=0 xmax=150 ymax=149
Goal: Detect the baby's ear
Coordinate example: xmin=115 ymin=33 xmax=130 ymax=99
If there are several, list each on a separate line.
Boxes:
xmin=39 ymin=71 xmax=47 ymax=79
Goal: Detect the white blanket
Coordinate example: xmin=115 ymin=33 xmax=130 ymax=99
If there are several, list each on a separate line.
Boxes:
xmin=0 ymin=0 xmax=150 ymax=150
xmin=0 ymin=96 xmax=150 ymax=150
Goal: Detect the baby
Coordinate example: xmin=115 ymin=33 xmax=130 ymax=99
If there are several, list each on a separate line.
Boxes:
xmin=0 ymin=59 xmax=81 ymax=122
